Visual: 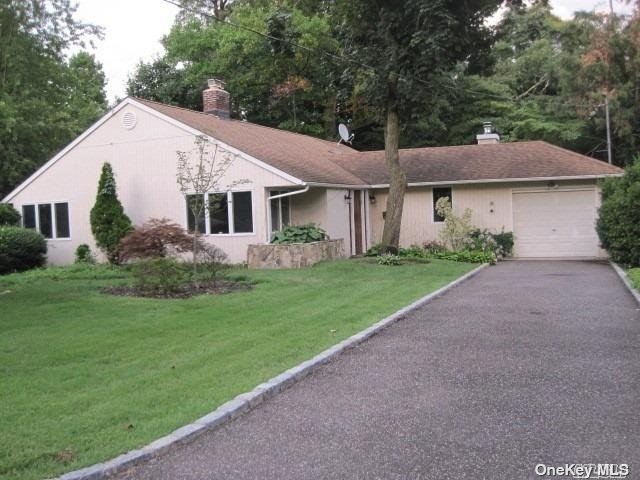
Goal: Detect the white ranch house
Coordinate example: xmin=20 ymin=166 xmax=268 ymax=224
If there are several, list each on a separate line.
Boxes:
xmin=3 ymin=80 xmax=623 ymax=264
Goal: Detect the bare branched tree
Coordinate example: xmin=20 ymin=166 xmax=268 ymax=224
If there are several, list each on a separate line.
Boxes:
xmin=176 ymin=135 xmax=247 ymax=278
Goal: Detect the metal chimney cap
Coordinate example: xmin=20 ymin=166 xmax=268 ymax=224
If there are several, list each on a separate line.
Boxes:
xmin=482 ymin=121 xmax=494 ymax=134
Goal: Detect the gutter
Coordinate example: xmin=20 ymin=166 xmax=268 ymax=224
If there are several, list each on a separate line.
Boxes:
xmin=366 ymin=174 xmax=623 ymax=189
xmin=268 ymin=185 xmax=310 ymax=200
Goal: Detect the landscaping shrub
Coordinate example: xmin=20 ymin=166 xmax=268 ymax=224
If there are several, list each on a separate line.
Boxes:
xmin=469 ymin=229 xmax=498 ymax=253
xmin=74 ymin=244 xmax=95 ymax=264
xmin=119 ymin=218 xmax=198 ymax=262
xmin=271 ymin=224 xmax=328 ymax=244
xmin=0 ymin=203 xmax=20 ymax=226
xmin=196 ymin=244 xmax=229 ymax=286
xmin=377 ymin=253 xmax=402 ymax=266
xmin=422 ymin=240 xmax=446 ymax=253
xmin=431 ymin=249 xmax=496 ymax=264
xmin=493 ymin=230 xmax=514 ymax=257
xmin=597 ymin=158 xmax=640 ymax=266
xmin=435 ymin=197 xmax=475 ymax=250
xmin=365 ymin=244 xmax=384 ymax=257
xmin=0 ymin=226 xmax=47 ymax=274
xmin=398 ymin=245 xmax=429 ymax=258
xmin=90 ymin=162 xmax=133 ymax=264
xmin=131 ymin=257 xmax=188 ymax=295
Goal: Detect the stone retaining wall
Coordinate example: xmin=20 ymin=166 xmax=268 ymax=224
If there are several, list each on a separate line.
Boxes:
xmin=247 ymin=239 xmax=345 ymax=269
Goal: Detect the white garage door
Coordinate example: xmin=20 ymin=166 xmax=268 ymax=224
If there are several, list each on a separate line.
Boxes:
xmin=512 ymin=189 xmax=600 ymax=258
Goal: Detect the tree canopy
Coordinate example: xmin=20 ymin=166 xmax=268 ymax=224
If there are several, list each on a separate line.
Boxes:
xmin=0 ymin=1 xmax=106 ymax=198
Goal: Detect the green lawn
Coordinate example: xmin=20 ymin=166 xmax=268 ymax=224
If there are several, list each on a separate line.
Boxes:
xmin=628 ymin=267 xmax=640 ymax=290
xmin=0 ymin=259 xmax=475 ymax=480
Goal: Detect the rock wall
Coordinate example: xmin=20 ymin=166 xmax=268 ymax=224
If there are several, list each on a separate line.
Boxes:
xmin=247 ymin=239 xmax=345 ymax=269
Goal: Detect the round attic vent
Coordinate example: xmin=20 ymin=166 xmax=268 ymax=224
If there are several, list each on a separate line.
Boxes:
xmin=121 ymin=111 xmax=137 ymax=130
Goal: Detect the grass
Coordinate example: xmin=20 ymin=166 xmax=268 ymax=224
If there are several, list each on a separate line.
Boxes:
xmin=627 ymin=267 xmax=640 ymax=290
xmin=0 ymin=259 xmax=476 ymax=480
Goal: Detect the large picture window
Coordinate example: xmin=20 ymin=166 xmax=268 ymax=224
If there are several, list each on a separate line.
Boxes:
xmin=186 ymin=191 xmax=253 ymax=236
xmin=22 ymin=202 xmax=70 ymax=239
xmin=433 ymin=187 xmax=452 ymax=223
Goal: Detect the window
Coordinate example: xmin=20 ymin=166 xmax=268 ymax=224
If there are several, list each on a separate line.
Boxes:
xmin=209 ymin=193 xmax=229 ymax=234
xmin=22 ymin=205 xmax=36 ymax=229
xmin=185 ymin=191 xmax=253 ymax=235
xmin=38 ymin=204 xmax=53 ymax=239
xmin=433 ymin=187 xmax=452 ymax=223
xmin=232 ymin=191 xmax=253 ymax=233
xmin=270 ymin=191 xmax=290 ymax=233
xmin=22 ymin=202 xmax=70 ymax=238
xmin=55 ymin=203 xmax=70 ymax=238
xmin=186 ymin=194 xmax=206 ymax=234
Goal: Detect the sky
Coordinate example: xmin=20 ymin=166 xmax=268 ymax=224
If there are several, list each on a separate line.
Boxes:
xmin=73 ymin=0 xmax=634 ymax=103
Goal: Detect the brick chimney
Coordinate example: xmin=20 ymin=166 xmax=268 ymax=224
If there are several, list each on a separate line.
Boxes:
xmin=476 ymin=121 xmax=500 ymax=145
xmin=203 ymin=79 xmax=230 ymax=119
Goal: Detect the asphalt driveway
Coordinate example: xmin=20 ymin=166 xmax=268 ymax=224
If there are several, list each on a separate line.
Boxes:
xmin=118 ymin=261 xmax=640 ymax=480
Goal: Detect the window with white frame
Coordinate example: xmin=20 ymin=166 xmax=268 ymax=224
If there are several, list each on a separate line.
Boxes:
xmin=432 ymin=187 xmax=452 ymax=223
xmin=22 ymin=202 xmax=70 ymax=239
xmin=186 ymin=191 xmax=253 ymax=235
xmin=270 ymin=191 xmax=291 ymax=233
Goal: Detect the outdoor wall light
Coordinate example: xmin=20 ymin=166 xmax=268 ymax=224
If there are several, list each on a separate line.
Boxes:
xmin=369 ymin=194 xmax=376 ymax=204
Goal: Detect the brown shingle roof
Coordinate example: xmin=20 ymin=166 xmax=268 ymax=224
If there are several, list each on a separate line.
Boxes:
xmin=136 ymin=98 xmax=623 ymax=186
xmin=334 ymin=142 xmax=624 ymax=185
xmin=136 ymin=98 xmax=366 ymax=185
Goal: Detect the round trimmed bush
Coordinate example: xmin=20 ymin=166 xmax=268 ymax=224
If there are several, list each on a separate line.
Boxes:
xmin=0 ymin=203 xmax=20 ymax=226
xmin=0 ymin=227 xmax=47 ymax=274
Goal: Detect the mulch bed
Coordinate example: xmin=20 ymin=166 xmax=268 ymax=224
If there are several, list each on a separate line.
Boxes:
xmin=102 ymin=280 xmax=252 ymax=299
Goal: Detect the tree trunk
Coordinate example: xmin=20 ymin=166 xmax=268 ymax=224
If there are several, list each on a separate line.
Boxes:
xmin=380 ymin=72 xmax=407 ymax=250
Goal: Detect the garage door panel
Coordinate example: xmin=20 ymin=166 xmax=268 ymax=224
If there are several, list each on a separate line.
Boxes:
xmin=513 ymin=189 xmax=600 ymax=258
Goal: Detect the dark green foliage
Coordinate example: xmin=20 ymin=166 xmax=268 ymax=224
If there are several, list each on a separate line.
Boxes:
xmin=0 ymin=227 xmax=47 ymax=274
xmin=628 ymin=268 xmax=640 ymax=290
xmin=364 ymin=244 xmax=384 ymax=257
xmin=470 ymin=228 xmax=515 ymax=257
xmin=74 ymin=244 xmax=95 ymax=264
xmin=422 ymin=241 xmax=447 ymax=254
xmin=597 ymin=159 xmax=640 ymax=266
xmin=270 ymin=224 xmax=327 ymax=244
xmin=0 ymin=204 xmax=21 ymax=226
xmin=493 ymin=230 xmax=515 ymax=257
xmin=0 ymin=2 xmax=105 ymax=198
xmin=126 ymin=58 xmax=203 ymax=111
xmin=430 ymin=249 xmax=496 ymax=264
xmin=89 ymin=163 xmax=133 ymax=264
xmin=131 ymin=258 xmax=188 ymax=295
xmin=196 ymin=244 xmax=229 ymax=286
xmin=377 ymin=254 xmax=402 ymax=266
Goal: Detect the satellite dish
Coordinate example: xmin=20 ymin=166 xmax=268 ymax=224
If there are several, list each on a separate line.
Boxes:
xmin=338 ymin=123 xmax=355 ymax=145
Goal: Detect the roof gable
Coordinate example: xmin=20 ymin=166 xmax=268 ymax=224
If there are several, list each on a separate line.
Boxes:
xmin=135 ymin=98 xmax=367 ymax=186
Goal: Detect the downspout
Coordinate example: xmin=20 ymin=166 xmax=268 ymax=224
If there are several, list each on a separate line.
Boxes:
xmin=267 ymin=185 xmax=310 ymax=242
